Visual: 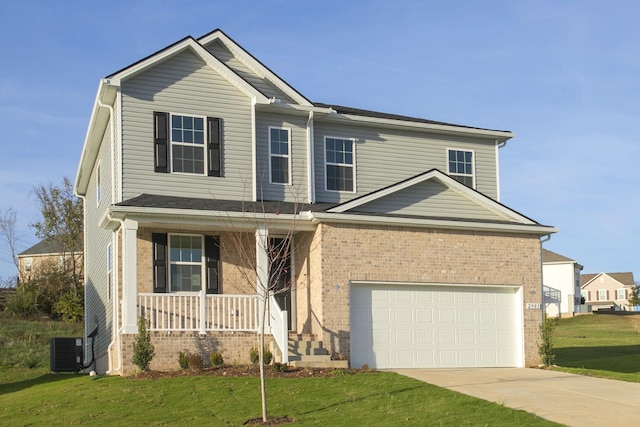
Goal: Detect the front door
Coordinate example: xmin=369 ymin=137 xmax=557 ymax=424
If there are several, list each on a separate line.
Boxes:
xmin=269 ymin=238 xmax=292 ymax=329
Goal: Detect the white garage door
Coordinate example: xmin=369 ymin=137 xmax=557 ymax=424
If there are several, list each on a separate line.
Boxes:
xmin=350 ymin=283 xmax=521 ymax=369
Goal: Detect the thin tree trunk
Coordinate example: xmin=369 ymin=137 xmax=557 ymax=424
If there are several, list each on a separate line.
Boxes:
xmin=260 ymin=290 xmax=268 ymax=422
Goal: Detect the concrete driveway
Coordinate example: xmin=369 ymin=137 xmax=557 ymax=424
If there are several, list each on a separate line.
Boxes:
xmin=392 ymin=368 xmax=640 ymax=426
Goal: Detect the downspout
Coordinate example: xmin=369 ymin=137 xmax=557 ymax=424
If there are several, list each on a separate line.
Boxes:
xmin=75 ymin=193 xmax=90 ymax=369
xmin=106 ymin=215 xmax=124 ymax=374
xmin=97 ymin=99 xmax=116 ymax=205
xmin=251 ymin=98 xmax=258 ymax=202
xmin=306 ymin=111 xmax=316 ymax=204
xmin=539 ymin=234 xmax=552 ymax=325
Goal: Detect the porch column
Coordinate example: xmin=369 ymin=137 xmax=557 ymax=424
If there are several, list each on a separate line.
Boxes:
xmin=122 ymin=218 xmax=138 ymax=334
xmin=255 ymin=226 xmax=269 ymax=333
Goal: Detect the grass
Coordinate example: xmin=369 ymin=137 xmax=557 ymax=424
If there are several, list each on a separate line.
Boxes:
xmin=0 ymin=317 xmax=83 ymax=369
xmin=0 ymin=370 xmax=559 ymax=426
xmin=0 ymin=318 xmax=558 ymax=426
xmin=552 ymin=312 xmax=640 ymax=382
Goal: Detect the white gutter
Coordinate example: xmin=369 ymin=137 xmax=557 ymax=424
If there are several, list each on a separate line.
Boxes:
xmin=251 ymin=98 xmax=258 ymax=202
xmin=106 ymin=216 xmax=124 ymax=375
xmin=539 ymin=234 xmax=552 ymax=324
xmin=306 ymin=111 xmax=316 ymax=204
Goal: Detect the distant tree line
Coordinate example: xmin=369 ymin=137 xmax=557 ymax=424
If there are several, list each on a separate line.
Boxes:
xmin=0 ymin=177 xmax=83 ymax=321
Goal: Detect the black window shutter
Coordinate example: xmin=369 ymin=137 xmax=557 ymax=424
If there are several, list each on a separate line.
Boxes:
xmin=207 ymin=117 xmax=222 ymax=177
xmin=154 ymin=112 xmax=169 ymax=173
xmin=205 ymin=236 xmax=220 ymax=294
xmin=152 ymin=233 xmax=168 ymax=293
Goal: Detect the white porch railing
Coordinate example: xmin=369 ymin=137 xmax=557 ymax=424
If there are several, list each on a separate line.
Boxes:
xmin=138 ymin=292 xmax=259 ymax=332
xmin=268 ymin=294 xmax=288 ymax=363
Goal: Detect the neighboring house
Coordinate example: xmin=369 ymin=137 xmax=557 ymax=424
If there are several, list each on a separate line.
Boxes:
xmin=17 ymin=236 xmax=83 ymax=283
xmin=542 ymin=249 xmax=583 ymax=317
xmin=74 ymin=29 xmax=557 ymax=375
xmin=581 ymin=272 xmax=636 ymax=311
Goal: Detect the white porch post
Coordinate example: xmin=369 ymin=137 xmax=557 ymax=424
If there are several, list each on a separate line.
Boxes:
xmin=255 ymin=226 xmax=269 ymax=334
xmin=122 ymin=218 xmax=138 ymax=334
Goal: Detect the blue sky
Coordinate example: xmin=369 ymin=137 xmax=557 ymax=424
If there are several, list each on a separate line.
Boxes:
xmin=0 ymin=0 xmax=638 ymax=282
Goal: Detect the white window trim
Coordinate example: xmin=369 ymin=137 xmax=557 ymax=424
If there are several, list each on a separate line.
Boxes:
xmin=616 ymin=289 xmax=626 ymax=300
xmin=446 ymin=147 xmax=476 ymax=188
xmin=168 ymin=233 xmax=205 ymax=293
xmin=597 ymin=289 xmax=607 ymax=301
xmin=169 ymin=112 xmax=208 ymax=176
xmin=268 ymin=126 xmax=292 ymax=185
xmin=324 ymin=136 xmax=356 ymax=193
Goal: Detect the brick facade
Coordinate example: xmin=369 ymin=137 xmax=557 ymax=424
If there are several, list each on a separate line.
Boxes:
xmin=112 ymin=222 xmax=543 ymax=374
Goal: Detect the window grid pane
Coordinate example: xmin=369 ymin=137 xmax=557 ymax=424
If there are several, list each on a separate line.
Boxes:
xmin=169 ymin=235 xmax=203 ymax=292
xmin=326 ymin=138 xmax=354 ymax=191
xmin=270 ymin=128 xmax=290 ymax=184
xmin=448 ymin=149 xmax=474 ymax=187
xmin=171 ymin=114 xmax=205 ymax=174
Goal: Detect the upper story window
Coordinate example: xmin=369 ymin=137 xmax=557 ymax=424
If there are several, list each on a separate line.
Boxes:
xmin=325 ymin=137 xmax=355 ymax=192
xmin=24 ymin=257 xmax=33 ymax=272
xmin=269 ymin=127 xmax=291 ymax=184
xmin=616 ymin=289 xmax=626 ymax=300
xmin=172 ymin=115 xmax=205 ymax=174
xmin=154 ymin=112 xmax=222 ymax=177
xmin=448 ymin=149 xmax=475 ymax=188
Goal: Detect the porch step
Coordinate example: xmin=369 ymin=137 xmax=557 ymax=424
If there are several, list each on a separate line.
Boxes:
xmin=284 ymin=339 xmax=349 ymax=369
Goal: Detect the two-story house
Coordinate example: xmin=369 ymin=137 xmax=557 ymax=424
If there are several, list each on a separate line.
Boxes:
xmin=581 ymin=272 xmax=636 ymax=311
xmin=542 ymin=249 xmax=583 ymax=317
xmin=75 ymin=29 xmax=557 ymax=375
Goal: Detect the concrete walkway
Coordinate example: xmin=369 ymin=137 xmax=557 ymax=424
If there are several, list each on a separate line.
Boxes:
xmin=392 ymin=368 xmax=640 ymax=426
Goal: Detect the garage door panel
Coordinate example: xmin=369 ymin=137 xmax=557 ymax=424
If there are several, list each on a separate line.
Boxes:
xmin=351 ymin=283 xmax=520 ymax=369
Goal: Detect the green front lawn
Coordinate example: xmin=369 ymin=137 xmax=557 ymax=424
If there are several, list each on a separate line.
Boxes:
xmin=0 ymin=368 xmax=558 ymax=426
xmin=552 ymin=313 xmax=640 ymax=382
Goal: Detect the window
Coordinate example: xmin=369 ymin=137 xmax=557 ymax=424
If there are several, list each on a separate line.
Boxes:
xmin=269 ymin=127 xmax=291 ymax=184
xmin=154 ymin=112 xmax=222 ymax=176
xmin=24 ymin=257 xmax=33 ymax=272
xmin=448 ymin=149 xmax=474 ymax=188
xmin=581 ymin=290 xmax=588 ymax=301
xmin=107 ymin=243 xmax=112 ymax=300
xmin=616 ymin=289 xmax=626 ymax=300
xmin=598 ymin=289 xmax=607 ymax=301
xmin=325 ymin=137 xmax=355 ymax=192
xmin=152 ymin=233 xmax=220 ymax=294
xmin=170 ymin=235 xmax=203 ymax=292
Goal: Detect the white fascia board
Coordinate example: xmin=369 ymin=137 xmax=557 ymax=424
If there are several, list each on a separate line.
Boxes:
xmin=311 ymin=212 xmax=558 ymax=235
xmin=323 ymin=112 xmax=514 ymax=141
xmin=100 ymin=206 xmax=317 ymax=232
xmin=108 ymin=38 xmax=269 ymax=104
xmin=256 ymin=102 xmax=336 ymax=116
xmin=75 ymin=81 xmax=118 ymax=196
xmin=199 ymin=31 xmax=312 ymax=107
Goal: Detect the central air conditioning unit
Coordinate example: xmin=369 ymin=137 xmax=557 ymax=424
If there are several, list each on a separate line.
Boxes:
xmin=50 ymin=337 xmax=84 ymax=372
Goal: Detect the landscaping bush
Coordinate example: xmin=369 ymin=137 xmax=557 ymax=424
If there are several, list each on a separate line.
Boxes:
xmin=250 ymin=347 xmax=272 ymax=365
xmin=538 ymin=316 xmax=556 ymax=366
xmin=131 ymin=316 xmax=154 ymax=372
xmin=209 ymin=352 xmax=224 ymax=366
xmin=178 ymin=352 xmax=204 ymax=370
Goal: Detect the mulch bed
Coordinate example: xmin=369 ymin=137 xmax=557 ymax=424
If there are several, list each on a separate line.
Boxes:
xmin=132 ymin=364 xmax=365 ymax=380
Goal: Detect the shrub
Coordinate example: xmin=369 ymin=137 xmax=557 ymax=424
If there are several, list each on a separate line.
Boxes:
xmin=131 ymin=316 xmax=154 ymax=372
xmin=271 ymin=362 xmax=288 ymax=373
xmin=178 ymin=352 xmax=188 ymax=369
xmin=54 ymin=289 xmax=84 ymax=322
xmin=209 ymin=352 xmax=224 ymax=366
xmin=538 ymin=317 xmax=556 ymax=366
xmin=331 ymin=368 xmax=350 ymax=377
xmin=250 ymin=347 xmax=273 ymax=365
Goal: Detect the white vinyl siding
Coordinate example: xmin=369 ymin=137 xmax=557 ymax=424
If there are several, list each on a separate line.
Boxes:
xmin=120 ymin=50 xmax=253 ymax=201
xmin=313 ymin=121 xmax=498 ymax=204
xmin=255 ymin=113 xmax=308 ymax=202
xmin=84 ymin=123 xmax=115 ymax=363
